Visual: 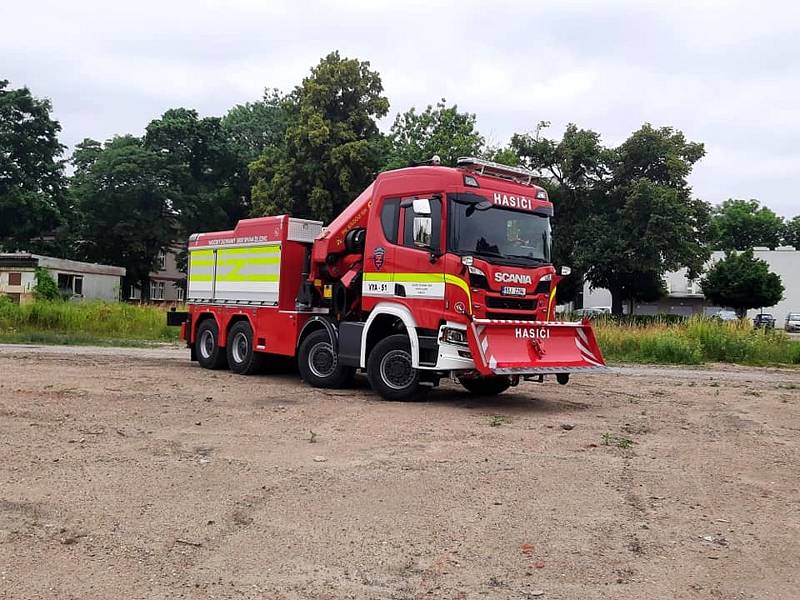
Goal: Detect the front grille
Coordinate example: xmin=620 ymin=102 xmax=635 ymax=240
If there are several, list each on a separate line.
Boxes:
xmin=486 ymin=296 xmax=537 ymax=311
xmin=486 ymin=312 xmax=538 ymax=320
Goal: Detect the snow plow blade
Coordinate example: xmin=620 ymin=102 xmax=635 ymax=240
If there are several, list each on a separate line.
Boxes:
xmin=467 ymin=319 xmax=607 ymax=376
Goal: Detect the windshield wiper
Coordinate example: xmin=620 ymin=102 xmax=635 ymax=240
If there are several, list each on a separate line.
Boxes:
xmin=506 ymin=254 xmax=548 ymax=264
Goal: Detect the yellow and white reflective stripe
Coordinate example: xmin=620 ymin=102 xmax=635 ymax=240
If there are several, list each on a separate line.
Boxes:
xmin=362 ymin=272 xmax=471 ymax=309
xmin=187 ymin=244 xmax=282 ymax=304
xmin=547 ymin=284 xmax=557 ymax=316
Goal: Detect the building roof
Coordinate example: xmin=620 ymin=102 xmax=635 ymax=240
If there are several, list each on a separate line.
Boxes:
xmin=0 ymin=253 xmax=126 ymax=277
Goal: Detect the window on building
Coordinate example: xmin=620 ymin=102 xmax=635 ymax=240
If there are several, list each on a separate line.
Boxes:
xmin=157 ymin=249 xmax=167 ymax=271
xmin=150 ymin=280 xmax=165 ymax=300
xmin=56 ymin=274 xmax=84 ymax=296
xmin=129 ymin=285 xmax=141 ymax=300
xmin=8 ymin=272 xmax=22 ymax=286
xmin=176 ymin=285 xmax=185 ymax=302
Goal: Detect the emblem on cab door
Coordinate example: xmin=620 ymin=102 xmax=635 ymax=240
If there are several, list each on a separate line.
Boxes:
xmin=372 ymin=246 xmax=385 ymax=270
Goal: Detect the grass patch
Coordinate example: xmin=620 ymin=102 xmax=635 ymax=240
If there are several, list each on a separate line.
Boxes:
xmin=594 ymin=316 xmax=800 ymax=367
xmin=0 ymin=299 xmax=180 ymax=344
xmin=601 ymin=432 xmax=635 ymax=449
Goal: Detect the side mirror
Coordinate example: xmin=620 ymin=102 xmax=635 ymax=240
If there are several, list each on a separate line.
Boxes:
xmin=560 ymin=266 xmax=572 ymax=276
xmin=413 ymin=215 xmax=433 ymax=248
xmin=412 ymin=198 xmax=432 ymax=215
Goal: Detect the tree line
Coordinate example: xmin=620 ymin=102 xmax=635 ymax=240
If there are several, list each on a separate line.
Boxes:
xmin=1 ymin=52 xmax=796 ymax=310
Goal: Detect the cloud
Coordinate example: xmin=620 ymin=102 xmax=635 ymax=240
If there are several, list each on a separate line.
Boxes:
xmin=1 ymin=0 xmax=798 ymax=216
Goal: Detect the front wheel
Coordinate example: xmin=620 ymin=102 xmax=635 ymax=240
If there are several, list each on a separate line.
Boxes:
xmin=297 ymin=329 xmax=354 ymax=389
xmin=367 ymin=334 xmax=428 ymax=401
xmin=459 ymin=376 xmax=511 ymax=396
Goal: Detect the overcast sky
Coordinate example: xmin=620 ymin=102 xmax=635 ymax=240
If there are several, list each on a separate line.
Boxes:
xmin=2 ymin=0 xmax=798 ymax=216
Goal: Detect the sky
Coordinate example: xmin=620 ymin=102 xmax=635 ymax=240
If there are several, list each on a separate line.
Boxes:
xmin=2 ymin=0 xmax=799 ymax=217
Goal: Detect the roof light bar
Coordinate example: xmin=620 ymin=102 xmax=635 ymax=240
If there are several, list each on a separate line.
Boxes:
xmin=456 ymin=157 xmax=543 ymax=187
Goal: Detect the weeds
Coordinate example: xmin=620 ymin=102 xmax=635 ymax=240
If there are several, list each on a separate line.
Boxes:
xmin=0 ymin=299 xmax=179 ymax=342
xmin=489 ymin=415 xmax=511 ymax=427
xmin=594 ymin=316 xmax=800 ymax=366
xmin=601 ymin=432 xmax=634 ymax=449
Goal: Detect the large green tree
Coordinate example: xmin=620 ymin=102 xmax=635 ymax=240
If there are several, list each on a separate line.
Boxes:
xmin=0 ymin=80 xmax=66 ymax=252
xmin=144 ymin=107 xmax=248 ymax=243
xmin=513 ymin=122 xmax=711 ymax=314
xmin=511 ymin=122 xmax=611 ymax=304
xmin=710 ymin=198 xmax=784 ymax=250
xmin=700 ymin=249 xmax=784 ymax=317
xmin=249 ymin=51 xmax=390 ymax=222
xmin=782 ymin=215 xmax=800 ymax=249
xmin=221 ymin=89 xmax=288 ymax=164
xmin=587 ymin=124 xmax=711 ymax=314
xmin=70 ymin=136 xmax=175 ymax=295
xmin=384 ymin=99 xmax=484 ymax=169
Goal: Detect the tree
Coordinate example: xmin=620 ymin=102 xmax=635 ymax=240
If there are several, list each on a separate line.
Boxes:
xmin=700 ymin=249 xmax=784 ymax=317
xmin=250 ymin=51 xmax=390 ymax=222
xmin=70 ymin=136 xmax=175 ymax=296
xmin=144 ymin=107 xmax=248 ymax=243
xmin=783 ymin=215 xmax=800 ymax=248
xmin=710 ymin=198 xmax=784 ymax=250
xmin=221 ymin=89 xmax=288 ymax=164
xmin=513 ymin=123 xmax=711 ymax=314
xmin=587 ymin=125 xmax=710 ymax=315
xmin=384 ymin=99 xmax=484 ymax=169
xmin=511 ymin=122 xmax=612 ymax=304
xmin=0 ymin=80 xmax=66 ymax=252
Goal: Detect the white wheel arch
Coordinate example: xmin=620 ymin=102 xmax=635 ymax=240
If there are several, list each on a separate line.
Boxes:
xmin=360 ymin=302 xmax=420 ymax=368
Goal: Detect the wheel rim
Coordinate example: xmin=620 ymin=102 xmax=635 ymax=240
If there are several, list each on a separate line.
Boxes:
xmin=231 ymin=331 xmax=249 ymax=364
xmin=380 ymin=349 xmax=414 ymax=390
xmin=308 ymin=341 xmax=336 ymax=378
xmin=200 ymin=329 xmax=215 ymax=359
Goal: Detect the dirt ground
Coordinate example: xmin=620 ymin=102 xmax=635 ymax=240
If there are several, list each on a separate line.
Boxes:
xmin=1 ymin=345 xmax=799 ymax=600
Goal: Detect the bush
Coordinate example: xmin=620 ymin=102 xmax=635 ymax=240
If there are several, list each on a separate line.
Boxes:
xmin=32 ymin=268 xmax=61 ymax=301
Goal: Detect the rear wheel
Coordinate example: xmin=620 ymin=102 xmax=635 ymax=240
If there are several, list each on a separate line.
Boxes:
xmin=226 ymin=321 xmax=264 ymax=375
xmin=459 ymin=376 xmax=511 ymax=396
xmin=196 ymin=319 xmax=227 ymax=370
xmin=367 ymin=334 xmax=428 ymax=401
xmin=298 ymin=329 xmax=354 ymax=388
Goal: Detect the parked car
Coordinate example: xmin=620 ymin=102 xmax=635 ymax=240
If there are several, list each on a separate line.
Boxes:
xmin=786 ymin=312 xmax=800 ymax=332
xmin=753 ymin=313 xmax=775 ymax=329
xmin=575 ymin=306 xmax=612 ymax=319
xmin=712 ymin=309 xmax=738 ymax=322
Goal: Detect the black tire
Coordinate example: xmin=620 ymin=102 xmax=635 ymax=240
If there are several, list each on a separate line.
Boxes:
xmin=195 ymin=318 xmax=227 ymax=370
xmin=367 ymin=334 xmax=428 ymax=401
xmin=297 ymin=329 xmax=354 ymax=389
xmin=459 ymin=376 xmax=511 ymax=396
xmin=226 ymin=321 xmax=265 ymax=375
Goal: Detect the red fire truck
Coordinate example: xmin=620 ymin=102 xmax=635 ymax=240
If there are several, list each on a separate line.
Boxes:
xmin=172 ymin=157 xmax=606 ymax=400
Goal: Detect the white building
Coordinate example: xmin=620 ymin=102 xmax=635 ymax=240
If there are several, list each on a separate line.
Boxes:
xmin=582 ymin=247 xmax=799 ymax=326
xmin=0 ymin=253 xmax=126 ymax=303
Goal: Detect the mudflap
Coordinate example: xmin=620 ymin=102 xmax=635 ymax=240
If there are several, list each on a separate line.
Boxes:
xmin=466 ymin=318 xmax=607 ymax=376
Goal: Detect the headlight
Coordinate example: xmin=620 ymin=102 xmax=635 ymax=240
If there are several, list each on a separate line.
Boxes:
xmin=441 ymin=327 xmax=469 ymax=346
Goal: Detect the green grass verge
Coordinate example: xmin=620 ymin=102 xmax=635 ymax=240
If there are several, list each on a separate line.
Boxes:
xmin=595 ymin=316 xmax=800 ymax=366
xmin=0 ymin=299 xmax=180 ymax=344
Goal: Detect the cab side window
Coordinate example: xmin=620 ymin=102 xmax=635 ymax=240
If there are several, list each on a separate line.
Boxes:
xmin=402 ymin=196 xmax=441 ymax=251
xmin=380 ymin=198 xmax=400 ymax=243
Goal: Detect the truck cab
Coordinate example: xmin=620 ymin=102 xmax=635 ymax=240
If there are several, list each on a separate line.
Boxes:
xmin=299 ymin=158 xmax=604 ymax=400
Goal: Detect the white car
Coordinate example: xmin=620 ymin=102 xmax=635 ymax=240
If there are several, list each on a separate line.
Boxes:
xmin=786 ymin=312 xmax=800 ymax=332
xmin=712 ymin=309 xmax=738 ymax=322
xmin=575 ymin=307 xmax=612 ymax=318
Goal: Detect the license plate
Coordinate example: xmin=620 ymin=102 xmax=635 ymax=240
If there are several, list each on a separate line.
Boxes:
xmin=501 ymin=286 xmax=526 ymax=296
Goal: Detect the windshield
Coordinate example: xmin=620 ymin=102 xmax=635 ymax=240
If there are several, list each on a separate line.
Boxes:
xmin=448 ymin=199 xmax=551 ymax=264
